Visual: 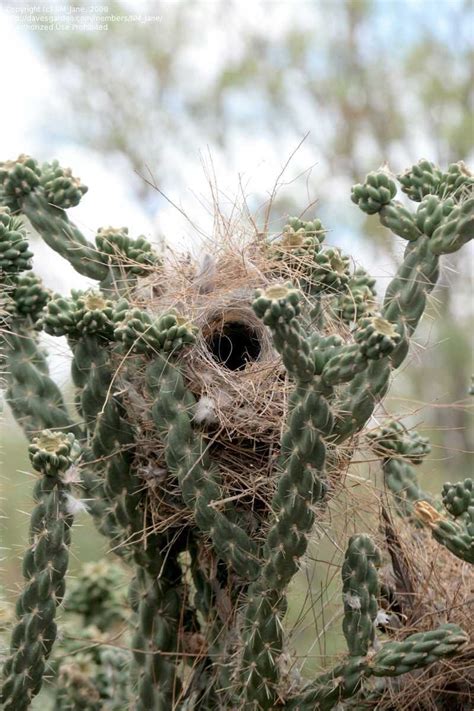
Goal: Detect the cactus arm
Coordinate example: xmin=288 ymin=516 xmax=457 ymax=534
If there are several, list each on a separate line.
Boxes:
xmin=285 ymin=659 xmax=368 ymax=711
xmin=289 ymin=622 xmax=468 ymax=711
xmin=252 ymin=283 xmax=316 ymax=382
xmin=130 ymin=550 xmax=183 ymax=711
xmin=0 ymin=211 xmax=80 ymax=439
xmin=88 ymin=360 xmax=185 ymax=707
xmin=286 ymin=535 xmax=381 ymax=709
xmin=368 ymin=623 xmax=469 ymax=676
xmin=3 ymin=327 xmax=80 ymax=437
xmin=41 ymin=289 xmax=130 ymax=549
xmin=333 ymin=170 xmax=473 ymax=443
xmin=371 ymin=426 xmax=473 ymax=563
xmin=322 ymin=316 xmax=399 ymax=386
xmin=95 ymin=226 xmax=161 ymax=295
xmin=414 ymin=500 xmax=474 ymax=564
xmin=0 ymin=156 xmax=107 ymax=281
xmin=239 ymin=294 xmax=394 ymax=706
xmin=1 ymin=287 xmax=81 ymax=440
xmin=1 ymin=431 xmax=77 ymax=710
xmin=368 ymin=422 xmax=433 ymax=518
xmin=397 ymin=160 xmax=474 ymax=202
xmin=22 ymin=191 xmax=108 ymax=280
xmin=239 ymin=286 xmax=334 ymax=709
xmin=342 ymin=534 xmax=381 ymax=657
xmin=442 ymin=477 xmax=473 ymax=519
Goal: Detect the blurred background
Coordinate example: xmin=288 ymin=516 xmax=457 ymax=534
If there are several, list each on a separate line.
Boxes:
xmin=1 ymin=0 xmax=473 ymax=684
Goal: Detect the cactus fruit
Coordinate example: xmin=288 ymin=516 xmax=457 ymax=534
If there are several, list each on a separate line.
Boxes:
xmin=1 ymin=155 xmax=472 ymax=709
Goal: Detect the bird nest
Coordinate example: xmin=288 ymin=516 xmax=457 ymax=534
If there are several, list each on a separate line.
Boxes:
xmin=110 ymin=228 xmax=354 ymax=544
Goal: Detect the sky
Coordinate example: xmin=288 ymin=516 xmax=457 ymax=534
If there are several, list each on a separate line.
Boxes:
xmin=0 ymin=0 xmax=471 ymax=298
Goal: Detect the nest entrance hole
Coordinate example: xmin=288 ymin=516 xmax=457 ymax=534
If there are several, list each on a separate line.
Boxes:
xmin=207 ymin=321 xmax=261 ymax=371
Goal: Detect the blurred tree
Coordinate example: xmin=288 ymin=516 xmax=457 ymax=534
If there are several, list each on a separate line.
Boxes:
xmin=34 ymin=0 xmax=472 ymax=203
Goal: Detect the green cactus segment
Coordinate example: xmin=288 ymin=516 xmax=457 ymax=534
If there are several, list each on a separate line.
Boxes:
xmin=342 ymin=535 xmax=381 ymax=657
xmin=335 ymin=285 xmax=375 ymax=324
xmin=41 ymin=289 xmax=129 ymax=547
xmin=321 ymin=316 xmax=398 ymax=386
xmin=333 ymin=229 xmax=445 ymax=442
xmin=40 ymin=159 xmax=88 ymax=209
xmin=64 ymin=560 xmax=127 ymax=630
xmin=355 ymin=316 xmax=400 ymax=360
xmin=148 ymin=357 xmax=260 ymax=580
xmin=368 ymin=422 xmax=431 ymax=517
xmin=130 ymin=555 xmax=182 ymax=711
xmin=41 ymin=289 xmax=115 ymax=341
xmin=1 ymin=431 xmax=77 ymax=711
xmin=397 ymin=160 xmax=443 ymax=201
xmin=442 ymin=478 xmax=473 ymax=519
xmin=381 ymin=246 xmax=437 ymax=371
xmin=429 ymin=196 xmax=474 ymax=255
xmin=240 ymin=287 xmax=333 ymax=709
xmin=310 ymin=247 xmax=350 ymax=293
xmin=287 ymin=541 xmax=467 ymax=711
xmin=1 ymin=262 xmax=79 ymax=439
xmin=0 ymin=207 xmax=33 ymax=276
xmin=22 ymin=190 xmax=107 ymax=280
xmin=369 ymin=624 xmax=468 ymax=676
xmin=42 ymin=289 xmax=115 ymax=429
xmin=253 ymin=284 xmax=315 ymax=382
xmin=415 ymin=195 xmax=455 ymax=237
xmin=5 ymin=273 xmax=50 ymax=321
xmin=114 ymin=306 xmax=195 ymax=354
xmin=96 ymin=226 xmax=160 ymax=277
xmin=369 ymin=420 xmax=431 ymax=463
xmin=0 ymin=154 xmax=41 ymax=211
xmin=3 ymin=327 xmax=78 ymax=437
xmin=398 ymin=160 xmax=473 ymax=202
xmin=378 ymin=200 xmax=420 ymax=241
xmin=351 ymin=171 xmax=397 ymax=214
xmin=340 ymin=165 xmax=472 ymax=444
xmin=414 ymin=501 xmax=474 ymax=565
xmin=286 ymin=658 xmax=368 ymax=711
xmin=334 ymin=267 xmax=377 ymax=323
xmin=0 ymin=155 xmax=106 ymax=280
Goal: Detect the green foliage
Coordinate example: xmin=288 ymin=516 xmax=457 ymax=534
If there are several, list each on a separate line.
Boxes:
xmin=1 ymin=155 xmax=472 ymax=710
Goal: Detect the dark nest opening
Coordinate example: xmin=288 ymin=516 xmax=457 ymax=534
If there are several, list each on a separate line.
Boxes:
xmin=206 ymin=321 xmax=262 ymax=371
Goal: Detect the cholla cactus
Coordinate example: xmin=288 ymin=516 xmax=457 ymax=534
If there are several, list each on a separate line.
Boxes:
xmin=0 ymin=155 xmax=472 ymax=710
